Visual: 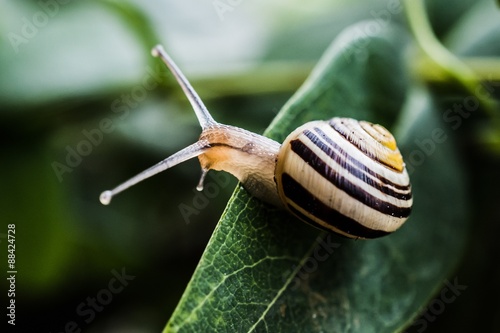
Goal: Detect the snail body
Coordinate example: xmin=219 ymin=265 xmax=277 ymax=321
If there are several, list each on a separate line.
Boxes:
xmin=100 ymin=45 xmax=412 ymax=239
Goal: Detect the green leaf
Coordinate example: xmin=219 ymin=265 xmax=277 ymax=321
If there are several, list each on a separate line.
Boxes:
xmin=164 ymin=22 xmax=468 ymax=333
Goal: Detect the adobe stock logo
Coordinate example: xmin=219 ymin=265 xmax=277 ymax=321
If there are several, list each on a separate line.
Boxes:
xmin=212 ymin=0 xmax=245 ymax=21
xmin=404 ymin=78 xmax=499 ymax=175
xmin=341 ymin=0 xmax=403 ymax=63
xmin=408 ymin=277 xmax=467 ymax=333
xmin=8 ymin=0 xmax=74 ymax=54
xmin=178 ymin=172 xmax=232 ymax=224
xmin=49 ymin=267 xmax=135 ymax=333
xmin=51 ymin=64 xmax=167 ymax=182
xmin=282 ymin=234 xmax=341 ymax=291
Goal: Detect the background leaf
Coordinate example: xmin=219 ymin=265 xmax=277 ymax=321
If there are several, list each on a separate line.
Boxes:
xmin=164 ymin=23 xmax=468 ymax=333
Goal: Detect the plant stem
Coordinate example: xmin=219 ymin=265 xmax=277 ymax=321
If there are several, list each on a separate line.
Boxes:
xmin=404 ymin=0 xmax=497 ymax=115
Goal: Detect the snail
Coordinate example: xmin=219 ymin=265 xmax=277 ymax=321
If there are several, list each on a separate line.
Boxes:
xmin=100 ymin=45 xmax=412 ymax=239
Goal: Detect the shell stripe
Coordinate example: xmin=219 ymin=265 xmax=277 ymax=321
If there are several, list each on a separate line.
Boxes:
xmin=289 ymin=137 xmax=411 ymax=218
xmin=310 ymin=128 xmax=412 ymax=199
xmin=329 ymin=119 xmax=400 ymax=171
xmin=312 ymin=124 xmax=412 ymax=201
xmin=281 ymin=173 xmax=390 ymax=239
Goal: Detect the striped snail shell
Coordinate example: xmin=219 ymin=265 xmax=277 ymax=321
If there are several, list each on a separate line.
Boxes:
xmin=276 ymin=118 xmax=412 ymax=239
xmin=100 ymin=45 xmax=413 ymax=239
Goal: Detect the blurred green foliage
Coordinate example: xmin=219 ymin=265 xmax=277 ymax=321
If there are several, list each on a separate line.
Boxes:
xmin=0 ymin=0 xmax=499 ymax=332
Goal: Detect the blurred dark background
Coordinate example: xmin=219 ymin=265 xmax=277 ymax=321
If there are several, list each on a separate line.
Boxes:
xmin=1 ymin=0 xmax=499 ymax=332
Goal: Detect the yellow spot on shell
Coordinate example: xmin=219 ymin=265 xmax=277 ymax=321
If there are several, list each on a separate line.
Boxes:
xmin=360 ymin=121 xmax=404 ymax=172
xmin=360 ymin=121 xmax=397 ymax=150
xmin=383 ymin=150 xmax=404 ymax=172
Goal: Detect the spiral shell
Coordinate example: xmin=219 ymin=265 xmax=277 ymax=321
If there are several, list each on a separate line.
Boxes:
xmin=275 ymin=117 xmax=412 ymax=239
